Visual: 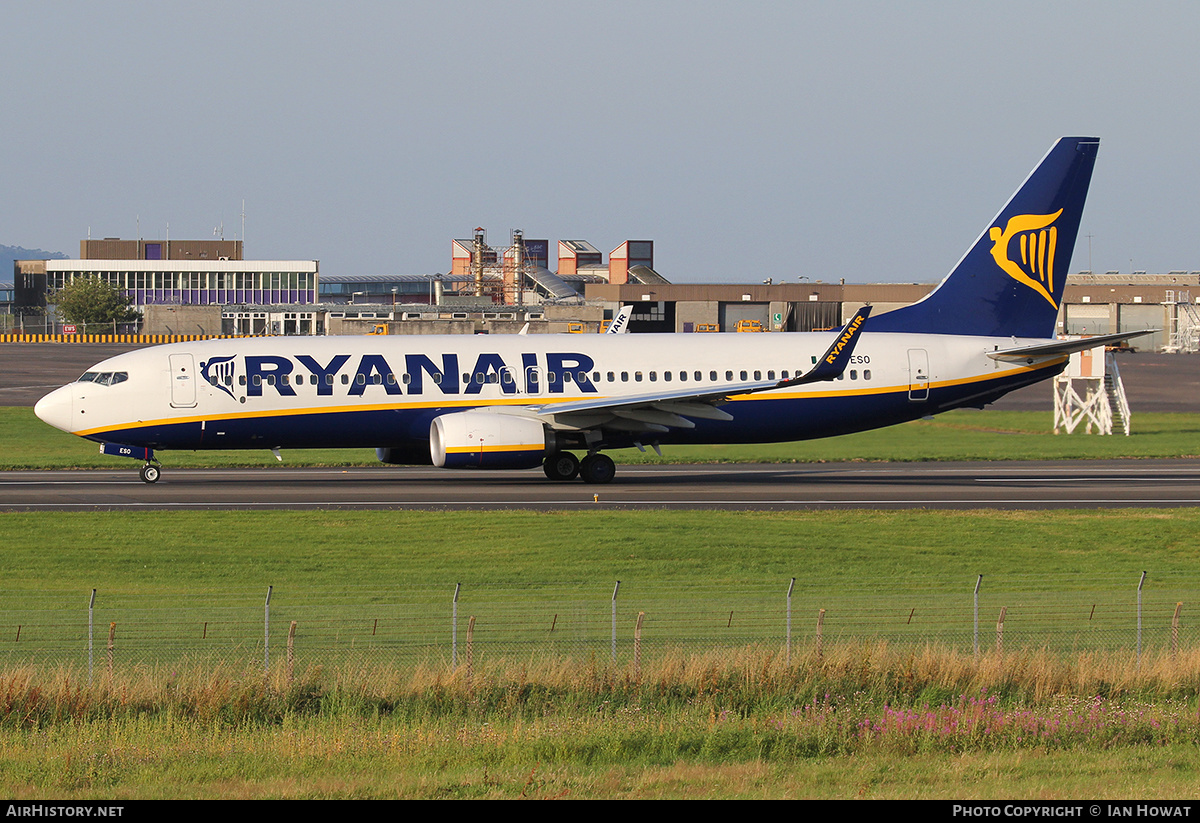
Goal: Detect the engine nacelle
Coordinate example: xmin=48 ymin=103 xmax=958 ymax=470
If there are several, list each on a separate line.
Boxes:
xmin=430 ymin=411 xmax=550 ymax=470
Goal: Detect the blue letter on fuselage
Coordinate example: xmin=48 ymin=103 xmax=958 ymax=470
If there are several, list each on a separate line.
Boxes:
xmin=464 ymin=353 xmax=518 ymax=395
xmin=245 ymin=355 xmax=297 ymax=397
xmin=405 ymin=353 xmax=459 ymax=395
xmin=546 ymin=352 xmax=597 ymax=394
xmin=348 ymin=354 xmax=402 ymax=396
xmin=296 ymin=354 xmax=350 ymax=396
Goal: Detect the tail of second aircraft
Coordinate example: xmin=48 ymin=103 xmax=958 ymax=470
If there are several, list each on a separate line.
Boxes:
xmin=869 ymin=137 xmax=1099 ymax=339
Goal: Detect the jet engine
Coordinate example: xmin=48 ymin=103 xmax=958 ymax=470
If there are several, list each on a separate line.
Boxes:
xmin=429 ymin=411 xmax=550 ymax=470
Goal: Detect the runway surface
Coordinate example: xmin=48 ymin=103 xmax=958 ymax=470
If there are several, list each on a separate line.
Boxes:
xmin=4 ymin=344 xmax=1199 ymax=512
xmin=4 ymin=460 xmax=1200 ymax=512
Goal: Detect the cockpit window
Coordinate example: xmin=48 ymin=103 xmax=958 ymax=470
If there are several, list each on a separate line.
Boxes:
xmin=76 ymin=371 xmax=128 ymax=386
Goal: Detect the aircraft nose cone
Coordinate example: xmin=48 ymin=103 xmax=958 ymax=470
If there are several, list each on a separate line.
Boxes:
xmin=34 ymin=386 xmax=73 ymax=432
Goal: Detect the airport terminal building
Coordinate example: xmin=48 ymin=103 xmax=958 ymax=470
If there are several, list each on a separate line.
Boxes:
xmin=8 ymin=233 xmax=1198 ymax=351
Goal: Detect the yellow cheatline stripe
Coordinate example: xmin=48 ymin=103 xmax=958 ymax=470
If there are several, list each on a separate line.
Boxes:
xmin=445 ymin=444 xmax=542 ymax=454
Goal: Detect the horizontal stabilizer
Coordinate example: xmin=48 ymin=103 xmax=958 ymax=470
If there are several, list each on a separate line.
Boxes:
xmin=988 ymin=329 xmax=1156 ymax=361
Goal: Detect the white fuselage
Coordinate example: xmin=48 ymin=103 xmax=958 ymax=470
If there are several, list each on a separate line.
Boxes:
xmin=33 ymin=329 xmax=1060 ymax=456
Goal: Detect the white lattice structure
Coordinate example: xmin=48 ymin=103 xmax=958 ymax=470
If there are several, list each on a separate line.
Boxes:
xmin=1164 ymin=290 xmax=1200 ymax=354
xmin=1053 ymin=345 xmax=1131 ymax=435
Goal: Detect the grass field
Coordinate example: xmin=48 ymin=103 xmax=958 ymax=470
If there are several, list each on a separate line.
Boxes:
xmin=6 ymin=405 xmax=1200 ymax=798
xmin=4 ymin=509 xmax=1200 ymax=798
xmin=4 ymin=404 xmax=1200 ymax=470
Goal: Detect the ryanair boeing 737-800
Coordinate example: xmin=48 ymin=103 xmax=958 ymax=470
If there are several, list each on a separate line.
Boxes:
xmin=36 ymin=137 xmax=1141 ymax=484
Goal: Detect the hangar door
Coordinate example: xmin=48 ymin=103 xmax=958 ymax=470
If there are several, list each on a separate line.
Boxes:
xmin=1118 ymin=304 xmax=1165 ymax=352
xmin=1062 ymin=303 xmax=1111 ymax=336
xmin=719 ymin=302 xmax=769 ymax=331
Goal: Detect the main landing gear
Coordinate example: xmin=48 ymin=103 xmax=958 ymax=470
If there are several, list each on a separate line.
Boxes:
xmin=138 ymin=463 xmax=161 ymax=484
xmin=542 ymin=451 xmax=615 ymax=484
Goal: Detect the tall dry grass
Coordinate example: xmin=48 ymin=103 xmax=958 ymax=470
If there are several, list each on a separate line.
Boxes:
xmin=4 ymin=642 xmax=1200 ymax=728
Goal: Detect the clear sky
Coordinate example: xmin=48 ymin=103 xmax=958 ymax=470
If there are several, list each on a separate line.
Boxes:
xmin=4 ymin=1 xmax=1197 ymax=283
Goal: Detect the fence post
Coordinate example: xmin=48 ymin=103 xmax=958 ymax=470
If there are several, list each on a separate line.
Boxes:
xmin=1172 ymin=603 xmax=1182 ymax=659
xmin=88 ymin=589 xmax=96 ymax=683
xmin=452 ymin=583 xmax=461 ymax=667
xmin=287 ymin=621 xmax=297 ymax=684
xmin=466 ymin=615 xmax=475 ymax=691
xmin=107 ymin=622 xmax=116 ymax=678
xmin=611 ymin=581 xmax=621 ymax=664
xmin=973 ymin=575 xmax=982 ymax=658
xmin=634 ymin=612 xmax=645 ymax=680
xmin=996 ymin=607 xmax=1006 ymax=655
xmin=1137 ymin=572 xmax=1146 ymax=665
xmin=786 ymin=578 xmax=795 ymax=666
xmin=816 ymin=608 xmax=825 ymax=658
xmin=264 ymin=585 xmax=272 ymax=674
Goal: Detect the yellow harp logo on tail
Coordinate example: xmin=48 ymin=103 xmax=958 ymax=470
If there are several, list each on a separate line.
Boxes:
xmin=988 ymin=208 xmax=1063 ymax=309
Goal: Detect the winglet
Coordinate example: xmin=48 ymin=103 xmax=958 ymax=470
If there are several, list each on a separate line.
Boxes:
xmin=784 ymin=305 xmax=872 ymax=387
xmin=606 ymin=305 xmax=633 ymax=334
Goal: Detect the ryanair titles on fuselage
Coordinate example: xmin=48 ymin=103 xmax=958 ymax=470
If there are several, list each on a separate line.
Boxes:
xmin=199 ymin=350 xmax=601 ymax=400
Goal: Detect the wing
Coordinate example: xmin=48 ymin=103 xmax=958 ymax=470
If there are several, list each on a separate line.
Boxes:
xmin=529 ymin=306 xmax=872 ymax=435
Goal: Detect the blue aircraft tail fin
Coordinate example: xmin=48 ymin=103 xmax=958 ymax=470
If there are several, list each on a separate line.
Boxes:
xmin=869 ymin=137 xmax=1099 ymax=338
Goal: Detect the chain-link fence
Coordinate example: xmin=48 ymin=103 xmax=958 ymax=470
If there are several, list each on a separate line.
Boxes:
xmin=1 ymin=573 xmax=1195 ymax=675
